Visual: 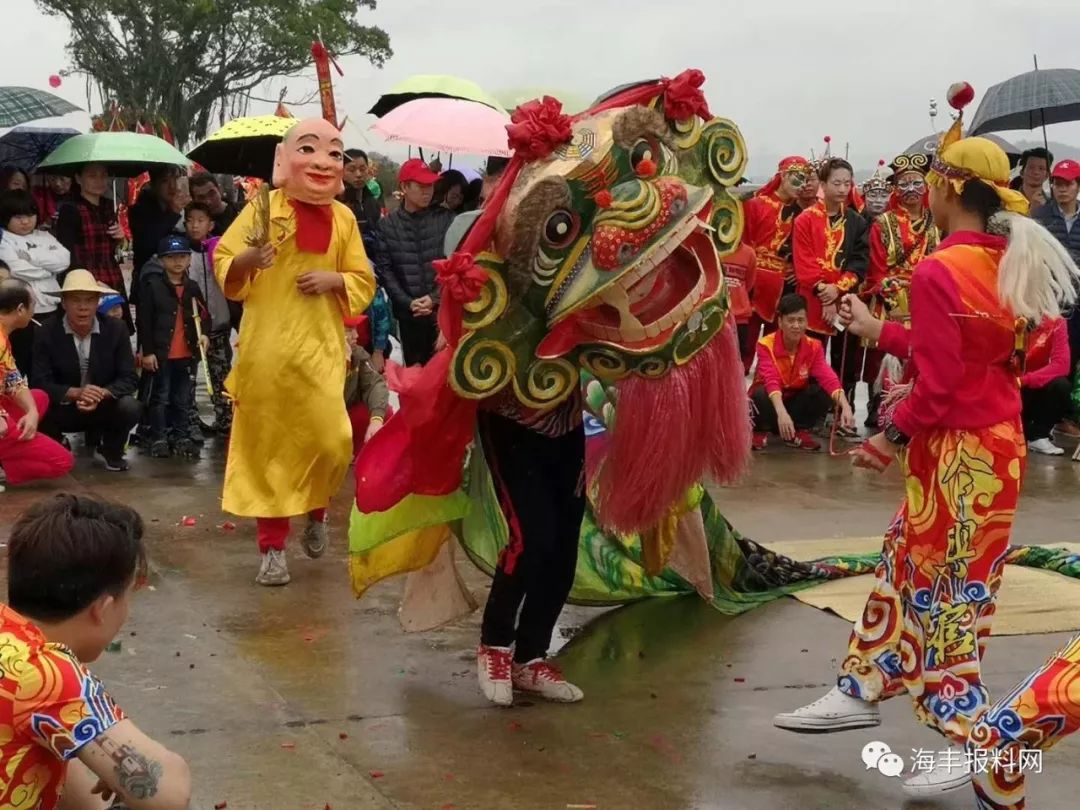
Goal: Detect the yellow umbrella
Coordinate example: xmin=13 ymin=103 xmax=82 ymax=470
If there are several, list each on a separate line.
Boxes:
xmin=187 ymin=115 xmax=298 ymax=180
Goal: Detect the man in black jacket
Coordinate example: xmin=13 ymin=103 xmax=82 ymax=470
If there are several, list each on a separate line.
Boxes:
xmin=1034 ymin=158 xmax=1080 ymax=437
xmin=31 ymin=270 xmax=141 ymax=471
xmin=375 ymin=159 xmax=454 ymax=365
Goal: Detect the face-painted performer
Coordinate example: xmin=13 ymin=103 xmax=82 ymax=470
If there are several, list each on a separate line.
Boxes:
xmin=739 ymin=156 xmax=812 ymax=365
xmin=775 ymin=82 xmax=1080 ymax=804
xmin=214 ymin=118 xmax=376 ymax=586
xmin=861 ymin=160 xmax=892 ymax=219
xmin=350 ymin=70 xmax=754 ymax=706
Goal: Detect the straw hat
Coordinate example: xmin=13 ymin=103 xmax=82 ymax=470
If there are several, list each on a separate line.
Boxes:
xmin=47 ymin=269 xmax=119 ymax=297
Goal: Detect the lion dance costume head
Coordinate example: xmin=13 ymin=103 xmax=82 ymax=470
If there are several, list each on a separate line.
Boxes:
xmin=358 ymin=69 xmax=751 ymax=538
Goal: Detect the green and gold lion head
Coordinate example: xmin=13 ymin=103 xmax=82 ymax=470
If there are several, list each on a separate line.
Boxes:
xmin=447 ymin=72 xmax=747 ymax=411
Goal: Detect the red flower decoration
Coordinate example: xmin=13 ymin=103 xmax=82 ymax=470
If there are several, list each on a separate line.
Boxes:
xmin=506 ymin=96 xmax=573 ymax=162
xmin=636 ymin=158 xmax=657 ymax=178
xmin=594 ymin=190 xmax=613 ymax=209
xmin=661 ymin=69 xmax=711 ymax=122
xmin=434 ymin=251 xmax=487 ymax=304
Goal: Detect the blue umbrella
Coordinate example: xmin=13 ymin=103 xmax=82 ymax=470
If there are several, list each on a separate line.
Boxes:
xmin=0 ymin=126 xmax=80 ymax=171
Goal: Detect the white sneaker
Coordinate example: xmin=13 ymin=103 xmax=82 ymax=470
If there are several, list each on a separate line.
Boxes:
xmin=255 ymin=549 xmax=290 ymax=586
xmin=1028 ymin=437 xmax=1065 ymax=456
xmin=477 ymin=645 xmax=513 ymax=707
xmin=902 ymin=748 xmax=972 ymax=796
xmin=772 ymin=686 xmax=880 ymax=732
xmin=512 ymin=659 xmax=584 ymax=703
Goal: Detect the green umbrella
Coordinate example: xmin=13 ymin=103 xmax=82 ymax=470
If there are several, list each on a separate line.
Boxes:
xmin=0 ymin=86 xmax=80 ymax=128
xmin=36 ymin=131 xmax=191 ymax=177
xmin=368 ymin=74 xmax=505 ymax=117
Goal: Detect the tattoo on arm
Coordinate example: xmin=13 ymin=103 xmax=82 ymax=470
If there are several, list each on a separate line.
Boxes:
xmin=96 ymin=738 xmax=163 ymax=800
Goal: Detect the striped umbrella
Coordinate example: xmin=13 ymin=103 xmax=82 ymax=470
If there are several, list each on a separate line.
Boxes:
xmin=969 ymin=68 xmax=1080 ymax=135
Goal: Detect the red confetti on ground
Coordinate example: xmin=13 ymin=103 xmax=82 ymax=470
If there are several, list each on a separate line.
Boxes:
xmin=443 ymin=773 xmax=456 ymax=781
xmin=508 ymin=721 xmax=523 ymax=732
xmin=734 ymin=677 xmax=746 ymax=683
xmin=181 ymin=517 xmax=196 ymax=527
xmin=338 ymin=732 xmax=348 ymax=740
xmin=221 ymin=521 xmax=236 ymax=531
xmin=369 ymin=771 xmax=385 ymax=779
xmin=440 ymin=805 xmax=455 ymax=810
xmin=214 ymin=803 xmax=227 ymax=810
xmin=280 ymin=742 xmax=295 ymax=749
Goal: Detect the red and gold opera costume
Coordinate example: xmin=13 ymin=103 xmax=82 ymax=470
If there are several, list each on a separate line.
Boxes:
xmin=742 ymin=156 xmax=810 ymax=323
xmin=792 ymin=200 xmax=868 ymax=336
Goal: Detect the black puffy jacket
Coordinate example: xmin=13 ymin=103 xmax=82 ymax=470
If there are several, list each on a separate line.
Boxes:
xmin=374 ymin=206 xmax=454 ymax=314
xmin=136 ymin=258 xmax=211 ymax=363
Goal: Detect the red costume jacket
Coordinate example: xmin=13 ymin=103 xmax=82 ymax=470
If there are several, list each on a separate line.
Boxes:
xmin=742 ymin=191 xmax=801 ymax=322
xmin=1022 ymin=316 xmax=1070 ymax=389
xmin=877 ymin=231 xmax=1021 ymax=437
xmin=793 ymin=202 xmax=869 ymax=335
xmin=721 ymin=243 xmax=756 ymax=324
xmin=865 ymin=208 xmax=940 ymax=321
xmin=752 ymin=332 xmax=841 ymax=397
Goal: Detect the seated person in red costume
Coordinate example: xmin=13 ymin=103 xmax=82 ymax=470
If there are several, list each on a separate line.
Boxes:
xmin=750 ymin=293 xmax=854 ymax=451
xmin=1021 ymin=315 xmax=1072 ymax=455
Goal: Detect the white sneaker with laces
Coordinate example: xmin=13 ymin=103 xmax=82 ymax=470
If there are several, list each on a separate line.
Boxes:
xmin=1028 ymin=437 xmax=1065 ymax=456
xmin=902 ymin=747 xmax=972 ymax=796
xmin=512 ymin=659 xmax=584 ymax=703
xmin=477 ymin=645 xmax=513 ymax=707
xmin=255 ymin=549 xmax=291 ymax=586
xmin=772 ymin=686 xmax=880 ymax=732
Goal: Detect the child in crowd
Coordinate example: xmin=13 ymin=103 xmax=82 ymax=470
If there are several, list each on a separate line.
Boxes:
xmin=97 ymin=293 xmax=126 ymax=321
xmin=184 ymin=202 xmax=233 ymax=433
xmin=136 ymin=235 xmax=209 ymax=459
xmin=343 ymin=315 xmax=389 ymax=456
xmin=0 ymin=494 xmax=191 ymax=807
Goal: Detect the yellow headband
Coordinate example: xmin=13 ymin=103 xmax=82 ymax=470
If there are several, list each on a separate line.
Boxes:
xmin=927 ymin=137 xmax=1030 ymax=216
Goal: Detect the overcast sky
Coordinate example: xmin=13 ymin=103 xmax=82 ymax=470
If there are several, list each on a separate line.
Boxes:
xmin=11 ymin=0 xmax=1080 ymax=177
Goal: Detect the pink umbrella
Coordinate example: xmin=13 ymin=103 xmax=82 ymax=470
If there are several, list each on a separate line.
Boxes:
xmin=370 ymin=97 xmax=511 ymax=157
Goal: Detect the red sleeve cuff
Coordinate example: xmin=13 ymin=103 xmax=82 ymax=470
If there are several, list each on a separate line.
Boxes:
xmin=877 ymin=320 xmax=910 ymax=357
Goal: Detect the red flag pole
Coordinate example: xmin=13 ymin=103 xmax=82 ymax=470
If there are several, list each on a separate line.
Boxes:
xmin=311 ymin=39 xmax=341 ymax=128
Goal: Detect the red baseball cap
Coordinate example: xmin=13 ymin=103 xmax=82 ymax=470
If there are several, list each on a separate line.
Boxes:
xmin=1052 ymin=159 xmax=1080 ymax=182
xmin=398 ymin=158 xmax=440 ymax=186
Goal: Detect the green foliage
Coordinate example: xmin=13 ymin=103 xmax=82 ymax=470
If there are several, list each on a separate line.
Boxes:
xmin=37 ymin=0 xmax=392 ymax=147
xmin=366 ymin=150 xmax=400 ymax=204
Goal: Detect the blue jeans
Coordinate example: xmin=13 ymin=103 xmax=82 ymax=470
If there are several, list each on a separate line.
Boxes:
xmin=148 ymin=359 xmax=194 ymax=440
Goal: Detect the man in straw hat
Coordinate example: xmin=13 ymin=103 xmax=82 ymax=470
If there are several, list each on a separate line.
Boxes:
xmin=31 ymin=269 xmax=141 ymax=471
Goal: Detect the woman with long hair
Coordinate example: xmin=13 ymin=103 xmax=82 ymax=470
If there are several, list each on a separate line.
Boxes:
xmin=773 ymin=85 xmax=1080 ymax=801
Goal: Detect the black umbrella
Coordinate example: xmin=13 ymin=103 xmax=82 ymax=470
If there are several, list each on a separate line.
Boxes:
xmin=902 ymin=132 xmax=1021 ymax=169
xmin=969 ymin=67 xmax=1080 ymax=138
xmin=0 ymin=126 xmax=79 ymax=171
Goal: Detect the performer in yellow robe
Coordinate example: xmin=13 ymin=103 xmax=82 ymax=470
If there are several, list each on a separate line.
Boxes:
xmin=214 ymin=117 xmax=374 ymax=586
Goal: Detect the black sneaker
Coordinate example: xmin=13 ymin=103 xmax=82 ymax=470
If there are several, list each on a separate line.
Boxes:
xmin=101 ymin=453 xmax=130 ymax=472
xmin=172 ymin=439 xmax=200 ymax=459
xmin=149 ymin=439 xmax=171 ymax=459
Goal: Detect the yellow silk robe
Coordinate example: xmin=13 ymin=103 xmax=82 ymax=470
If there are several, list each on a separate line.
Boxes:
xmin=214 ymin=190 xmax=374 ymax=517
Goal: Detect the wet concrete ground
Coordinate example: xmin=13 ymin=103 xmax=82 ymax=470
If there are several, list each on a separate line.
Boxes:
xmin=1 ymin=435 xmax=1078 ymax=810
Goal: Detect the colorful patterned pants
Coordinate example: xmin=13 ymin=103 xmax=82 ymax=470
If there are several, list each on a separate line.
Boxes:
xmin=838 ymin=421 xmax=1026 ymax=746
xmin=969 ymin=633 xmax=1080 ymax=809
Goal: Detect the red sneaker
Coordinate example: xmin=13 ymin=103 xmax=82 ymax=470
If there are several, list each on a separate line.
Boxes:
xmin=787 ymin=430 xmax=821 ymax=451
xmin=511 ymin=659 xmax=584 ymax=703
xmin=752 ymin=432 xmax=768 ymax=451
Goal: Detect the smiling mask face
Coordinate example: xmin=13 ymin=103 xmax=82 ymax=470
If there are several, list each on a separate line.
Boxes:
xmin=272 ymin=118 xmax=345 ymax=204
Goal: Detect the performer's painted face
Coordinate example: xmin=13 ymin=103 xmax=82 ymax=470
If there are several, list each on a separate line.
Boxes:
xmin=273 ymin=118 xmax=346 ymax=204
xmin=895 ymin=171 xmax=926 ymax=205
xmin=798 ymin=172 xmax=820 ymax=204
xmin=864 ymin=187 xmax=890 ymax=215
xmin=780 ymin=170 xmax=807 ymax=198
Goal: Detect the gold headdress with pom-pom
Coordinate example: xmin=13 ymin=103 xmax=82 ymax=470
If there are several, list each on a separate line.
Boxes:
xmin=862 ymin=159 xmax=891 ymax=194
xmin=926 ymin=82 xmax=1029 ymax=215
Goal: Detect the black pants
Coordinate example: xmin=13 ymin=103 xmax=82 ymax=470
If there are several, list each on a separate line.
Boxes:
xmin=148 ymin=359 xmax=194 ymax=440
xmin=1021 ymin=377 xmax=1072 ymax=440
xmin=751 ymin=382 xmax=833 ymax=433
xmin=40 ymin=395 xmax=142 ymax=458
xmin=478 ymin=411 xmax=586 ymax=663
xmin=397 ymin=313 xmax=438 ymax=367
xmin=828 ymin=330 xmax=864 ymax=406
